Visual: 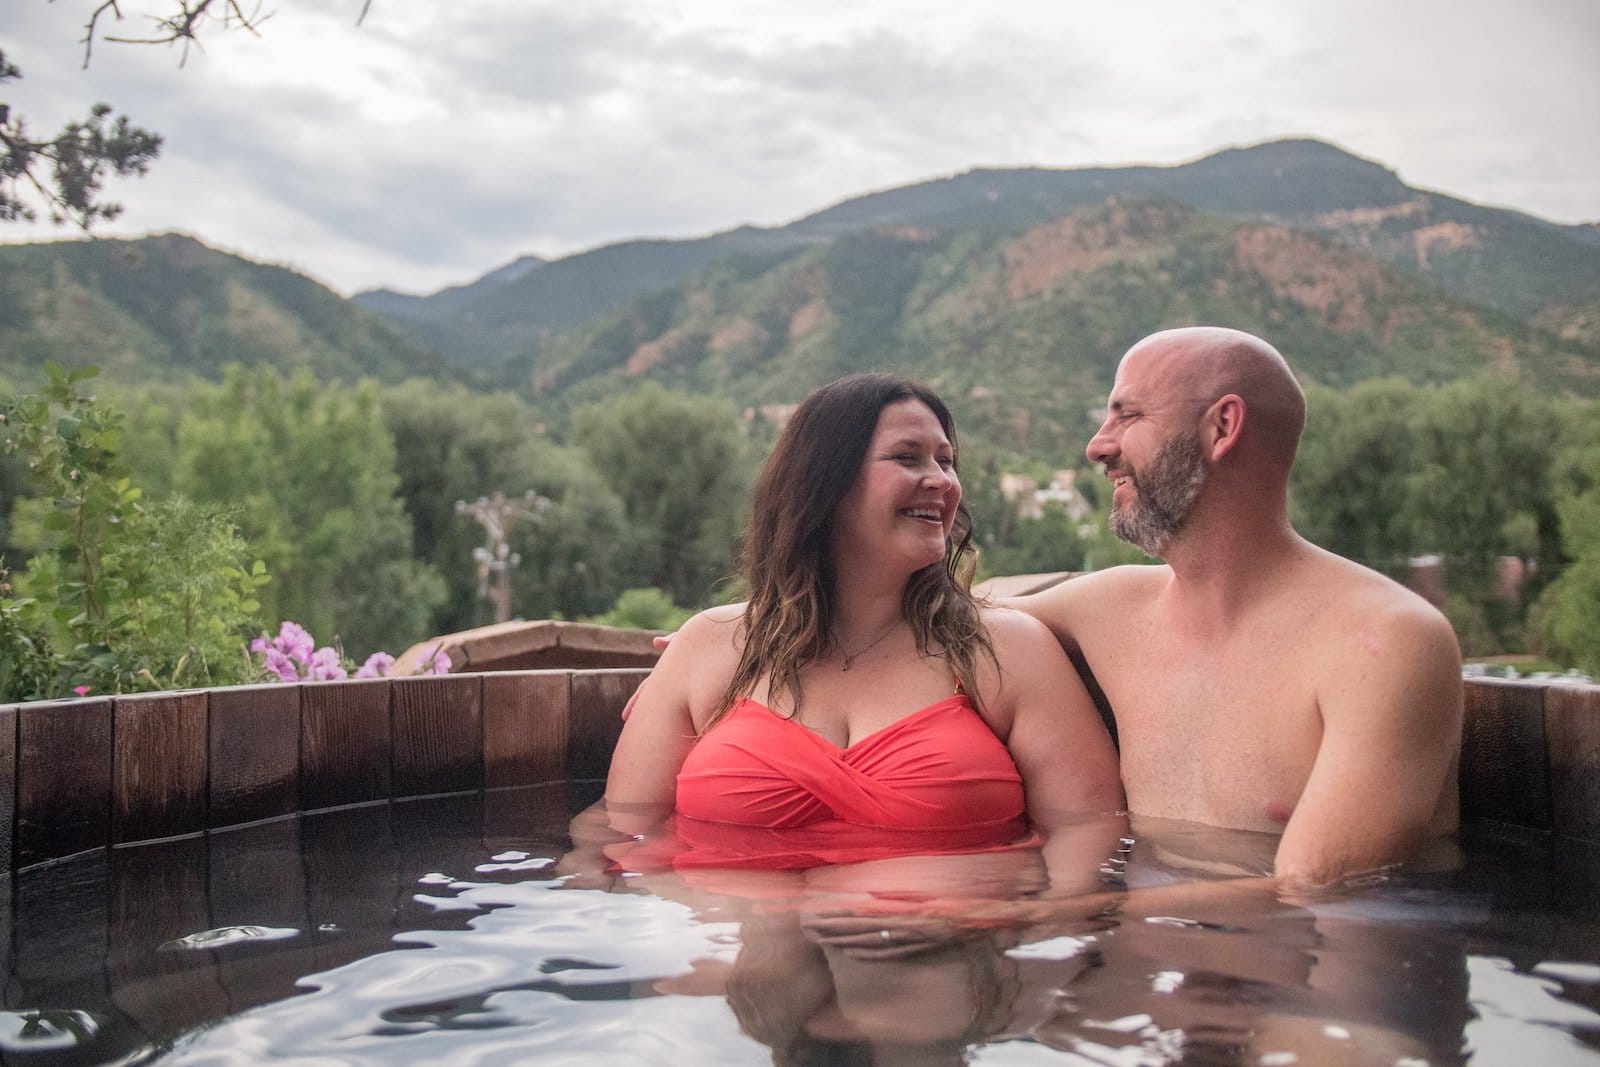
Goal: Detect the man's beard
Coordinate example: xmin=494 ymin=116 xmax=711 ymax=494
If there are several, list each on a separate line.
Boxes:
xmin=1108 ymin=432 xmax=1207 ymax=557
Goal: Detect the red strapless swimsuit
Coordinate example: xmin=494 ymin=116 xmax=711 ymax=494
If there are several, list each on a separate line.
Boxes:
xmin=676 ymin=692 xmax=1024 ymax=837
xmin=602 ymin=695 xmax=1033 ymax=875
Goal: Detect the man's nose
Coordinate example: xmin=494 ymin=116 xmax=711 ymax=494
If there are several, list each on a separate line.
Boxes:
xmin=1086 ymin=421 xmax=1118 ymax=465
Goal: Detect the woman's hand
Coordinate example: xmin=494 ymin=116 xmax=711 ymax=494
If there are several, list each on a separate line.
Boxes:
xmin=800 ymin=908 xmax=970 ymax=960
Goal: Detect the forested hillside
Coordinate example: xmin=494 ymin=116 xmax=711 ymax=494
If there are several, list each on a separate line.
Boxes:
xmin=353 ymin=139 xmax=1600 ymax=403
xmin=0 ymin=234 xmax=450 ymax=385
xmin=4 ymin=139 xmax=1594 ymax=434
xmin=514 ymin=198 xmax=1595 ymax=454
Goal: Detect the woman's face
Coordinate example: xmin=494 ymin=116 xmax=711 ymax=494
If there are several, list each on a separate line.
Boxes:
xmin=831 ymin=399 xmax=961 ymax=576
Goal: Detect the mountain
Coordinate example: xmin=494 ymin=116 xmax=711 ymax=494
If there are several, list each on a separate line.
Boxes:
xmin=0 ymin=233 xmax=452 ymax=385
xmin=357 ymin=140 xmax=1600 ymax=379
xmin=358 ymin=254 xmax=548 ymax=324
xmin=357 ymin=231 xmax=814 ymax=369
xmin=514 ymin=197 xmax=1596 ymax=455
xmin=2 ymin=138 xmax=1594 ymax=449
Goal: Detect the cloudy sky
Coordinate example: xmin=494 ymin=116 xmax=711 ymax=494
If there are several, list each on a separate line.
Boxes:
xmin=6 ymin=0 xmax=1597 ymax=296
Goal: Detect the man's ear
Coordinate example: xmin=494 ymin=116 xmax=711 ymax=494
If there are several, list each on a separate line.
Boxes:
xmin=1206 ymin=394 xmax=1246 ymax=459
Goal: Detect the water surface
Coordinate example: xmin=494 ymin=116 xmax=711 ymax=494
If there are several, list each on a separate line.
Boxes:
xmin=3 ymin=783 xmax=1598 ymax=1064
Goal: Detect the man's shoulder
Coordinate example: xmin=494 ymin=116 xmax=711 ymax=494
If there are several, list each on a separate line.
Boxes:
xmin=1006 ymin=564 xmax=1168 ymax=638
xmin=1298 ymin=548 xmax=1460 ymax=669
xmin=1004 ymin=566 xmax=1171 ymax=652
xmin=1309 ymin=549 xmax=1450 ymax=628
xmin=1038 ymin=563 xmax=1170 ymax=607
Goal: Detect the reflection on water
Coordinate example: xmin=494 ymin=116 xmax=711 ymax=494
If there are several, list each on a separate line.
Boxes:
xmin=1 ymin=783 xmax=1598 ymax=1065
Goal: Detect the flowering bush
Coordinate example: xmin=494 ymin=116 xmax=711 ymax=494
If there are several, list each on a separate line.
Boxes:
xmin=250 ymin=621 xmax=451 ymax=682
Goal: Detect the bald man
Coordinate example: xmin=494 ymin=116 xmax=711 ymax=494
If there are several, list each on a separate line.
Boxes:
xmin=1008 ymin=327 xmax=1462 ymax=889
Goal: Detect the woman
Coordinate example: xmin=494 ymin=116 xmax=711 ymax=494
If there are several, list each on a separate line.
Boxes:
xmin=605 ymin=373 xmax=1122 ymax=863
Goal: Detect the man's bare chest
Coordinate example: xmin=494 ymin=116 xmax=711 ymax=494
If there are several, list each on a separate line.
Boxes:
xmin=1080 ymin=624 xmax=1325 ymax=830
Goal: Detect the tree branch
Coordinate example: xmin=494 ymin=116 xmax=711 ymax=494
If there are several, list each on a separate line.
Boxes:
xmin=1 ymin=54 xmax=163 ymax=230
xmin=80 ymin=0 xmax=274 ymax=68
xmin=9 ymin=3 xmax=371 ymax=228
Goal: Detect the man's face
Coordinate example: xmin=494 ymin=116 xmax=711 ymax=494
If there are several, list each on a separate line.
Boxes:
xmin=1106 ymin=429 xmax=1207 ymax=556
xmin=1086 ymin=345 xmax=1210 ymax=557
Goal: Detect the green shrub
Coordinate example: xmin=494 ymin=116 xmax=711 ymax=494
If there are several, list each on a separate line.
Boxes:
xmin=591 ymin=587 xmax=695 ymax=632
xmin=1 ymin=365 xmax=269 ymax=696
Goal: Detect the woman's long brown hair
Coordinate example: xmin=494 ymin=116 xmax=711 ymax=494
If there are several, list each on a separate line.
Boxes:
xmin=708 ymin=374 xmax=994 ymax=732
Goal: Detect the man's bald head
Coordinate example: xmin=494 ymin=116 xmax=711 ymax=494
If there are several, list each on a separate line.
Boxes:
xmin=1120 ymin=327 xmax=1307 ymax=466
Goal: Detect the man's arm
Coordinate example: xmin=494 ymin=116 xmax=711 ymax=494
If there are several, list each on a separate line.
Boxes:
xmin=1274 ymin=601 xmax=1463 ymax=889
xmin=999 ymin=565 xmax=1165 ymax=655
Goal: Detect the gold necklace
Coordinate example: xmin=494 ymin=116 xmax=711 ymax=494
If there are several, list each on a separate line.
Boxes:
xmin=838 ymin=619 xmax=902 ymax=671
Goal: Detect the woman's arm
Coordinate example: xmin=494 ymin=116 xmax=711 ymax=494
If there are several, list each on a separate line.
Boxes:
xmin=982 ymin=608 xmax=1127 ymax=895
xmin=984 ymin=607 xmax=1123 ymax=818
xmin=604 ymin=607 xmax=738 ymax=818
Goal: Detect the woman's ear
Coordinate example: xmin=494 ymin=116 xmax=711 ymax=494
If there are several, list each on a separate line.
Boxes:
xmin=1206 ymin=394 xmax=1246 ymax=459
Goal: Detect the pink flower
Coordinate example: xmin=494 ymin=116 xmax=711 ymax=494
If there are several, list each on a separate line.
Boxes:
xmin=308 ymin=646 xmax=348 ymax=681
xmin=250 ymin=635 xmax=271 ymax=654
xmin=262 ymin=647 xmax=300 ymax=682
xmin=355 ymin=651 xmax=395 ymax=679
xmin=276 ymin=622 xmax=315 ymax=664
xmin=73 ymin=685 xmax=91 ymax=696
xmin=417 ymin=645 xmax=452 ymax=675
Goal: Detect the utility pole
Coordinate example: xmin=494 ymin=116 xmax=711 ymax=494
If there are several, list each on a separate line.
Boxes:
xmin=455 ymin=490 xmax=550 ymax=624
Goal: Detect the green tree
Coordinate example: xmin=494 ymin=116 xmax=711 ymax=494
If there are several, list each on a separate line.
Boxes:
xmin=380 ymin=381 xmax=546 ymax=633
xmin=3 ymin=364 xmax=140 ymax=634
xmin=980 ymin=504 xmax=1088 ymax=578
xmin=1536 ymin=415 xmax=1600 ymax=673
xmin=506 ymin=448 xmax=651 ymax=622
xmin=0 ymin=558 xmax=59 ymax=701
xmin=109 ymin=381 xmax=191 ymax=499
xmin=573 ymin=385 xmax=752 ymax=606
xmin=0 ymin=49 xmax=161 ymax=228
xmin=173 ymin=367 xmax=444 ymax=657
xmin=378 ymin=379 xmax=647 ymax=630
xmin=0 ymin=387 xmax=27 ymax=557
xmin=1406 ymin=378 xmax=1558 ymax=651
xmin=1 ymin=365 xmax=266 ymax=695
xmin=101 ymin=496 xmax=268 ymax=686
xmin=1292 ymin=379 xmax=1423 ymax=578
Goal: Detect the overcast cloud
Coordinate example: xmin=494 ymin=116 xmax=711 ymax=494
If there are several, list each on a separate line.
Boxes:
xmin=4 ymin=0 xmax=1596 ymax=295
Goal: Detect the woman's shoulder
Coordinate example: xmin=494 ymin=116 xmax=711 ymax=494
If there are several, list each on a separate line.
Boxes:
xmin=969 ymin=605 xmax=1070 ymax=718
xmin=629 ymin=604 xmax=746 ymax=731
xmin=966 ymin=604 xmax=1081 ymax=713
xmin=680 ymin=601 xmax=746 ymax=635
xmin=977 ymin=603 xmax=1059 ymax=652
xmin=657 ymin=605 xmax=740 ymax=662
